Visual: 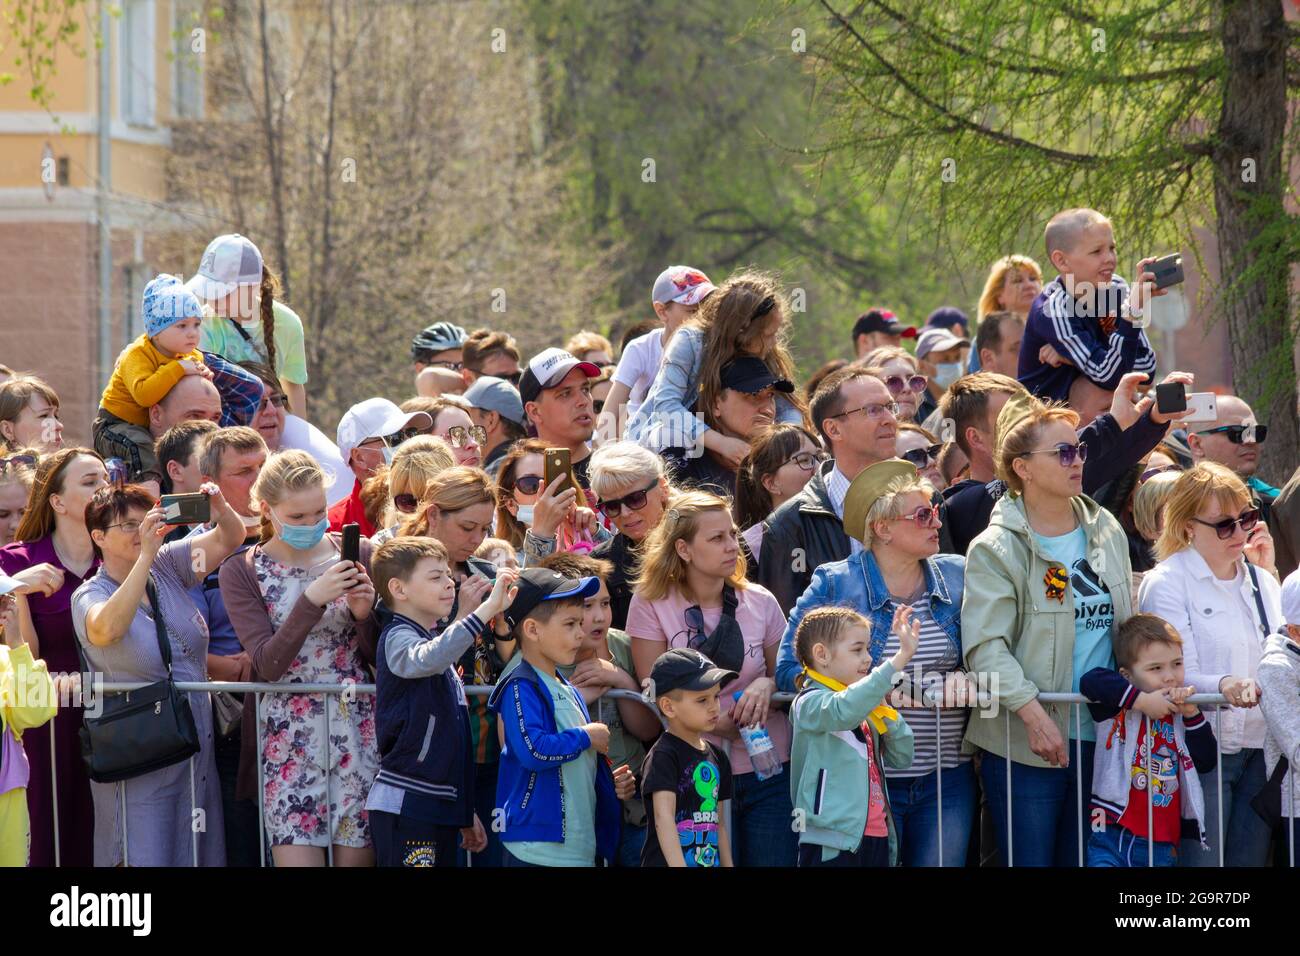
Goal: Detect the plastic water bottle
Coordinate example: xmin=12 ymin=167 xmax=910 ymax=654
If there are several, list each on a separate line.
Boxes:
xmin=733 ymin=691 xmax=783 ymax=780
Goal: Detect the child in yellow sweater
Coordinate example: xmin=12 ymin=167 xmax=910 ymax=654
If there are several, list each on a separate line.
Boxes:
xmin=93 ymin=274 xmax=212 ymax=491
xmin=0 ymin=580 xmax=58 ymax=867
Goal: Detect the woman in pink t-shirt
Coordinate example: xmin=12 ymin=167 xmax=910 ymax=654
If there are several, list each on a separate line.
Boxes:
xmin=626 ymin=489 xmax=796 ymax=867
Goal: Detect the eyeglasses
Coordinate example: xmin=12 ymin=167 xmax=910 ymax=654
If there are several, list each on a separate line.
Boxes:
xmin=1195 ymin=424 xmax=1267 ymax=445
xmin=500 ymin=371 xmax=523 ymax=386
xmin=379 ymin=426 xmax=431 ymax=448
xmin=393 ymin=493 xmax=420 ymax=514
xmin=443 ymin=425 xmax=487 ymax=449
xmin=1022 ymin=441 xmax=1088 ymax=467
xmin=429 ymin=360 xmax=464 ymax=371
xmin=1139 ymin=464 xmax=1178 ymax=484
xmin=511 ymin=474 xmax=545 ymax=496
xmin=890 ymin=504 xmax=941 ymax=529
xmin=828 ymin=401 xmax=899 ymax=421
xmin=1193 ymin=507 xmax=1260 ymax=540
xmin=598 ymin=480 xmax=659 ymax=517
xmin=783 ymin=450 xmax=829 ymax=472
xmin=900 ymin=443 xmax=943 ymax=468
xmin=884 ymin=374 xmax=928 ymax=397
xmin=0 ymin=454 xmax=37 ymax=472
xmin=106 ymin=519 xmax=144 ymax=534
xmin=259 ymin=393 xmax=289 ymax=410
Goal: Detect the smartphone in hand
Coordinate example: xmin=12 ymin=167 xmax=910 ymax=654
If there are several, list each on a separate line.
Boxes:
xmin=1148 ymin=253 xmax=1185 ymax=289
xmin=160 ymin=493 xmax=210 ymax=526
xmin=544 ymin=447 xmax=573 ymax=497
xmin=1155 ymin=382 xmax=1186 ymax=415
xmin=341 ymin=523 xmax=360 ymax=564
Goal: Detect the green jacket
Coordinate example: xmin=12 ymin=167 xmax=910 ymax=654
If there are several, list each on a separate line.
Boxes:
xmin=961 ymin=493 xmax=1133 ymax=768
xmin=789 ymin=663 xmax=914 ymax=863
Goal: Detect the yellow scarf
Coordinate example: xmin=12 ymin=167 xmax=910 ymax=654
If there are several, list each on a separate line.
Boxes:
xmin=803 ymin=666 xmax=900 ymax=735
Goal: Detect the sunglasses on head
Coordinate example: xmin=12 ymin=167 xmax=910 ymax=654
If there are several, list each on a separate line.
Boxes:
xmin=784 ymin=450 xmax=829 ymax=472
xmin=393 ymin=493 xmax=420 ymax=514
xmin=511 ymin=474 xmax=545 ymax=496
xmin=900 ymin=443 xmax=942 ymax=468
xmin=1022 ymin=441 xmax=1088 ymax=467
xmin=1194 ymin=507 xmax=1260 ymax=540
xmin=1195 ymin=424 xmax=1267 ymax=445
xmin=597 ymin=480 xmax=659 ymax=517
xmin=884 ymin=374 xmax=928 ymax=396
xmin=891 ymin=503 xmax=942 ymax=529
xmin=1139 ymin=464 xmax=1178 ymax=484
xmin=0 ymin=453 xmax=37 ymax=472
xmin=443 ymin=425 xmax=487 ymax=449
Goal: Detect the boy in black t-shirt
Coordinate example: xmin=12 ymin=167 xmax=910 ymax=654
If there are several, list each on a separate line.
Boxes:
xmin=640 ymin=648 xmax=737 ymax=867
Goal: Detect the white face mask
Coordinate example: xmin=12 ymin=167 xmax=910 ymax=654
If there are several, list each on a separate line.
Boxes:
xmin=381 ymin=445 xmax=395 ymax=466
xmin=933 ymin=362 xmax=963 ymax=389
xmin=514 ymin=504 xmax=535 ymax=526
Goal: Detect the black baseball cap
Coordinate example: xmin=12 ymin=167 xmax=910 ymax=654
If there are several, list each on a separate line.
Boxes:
xmin=649 ymin=648 xmax=739 ymax=698
xmin=719 ymin=356 xmax=795 ymax=395
xmin=502 ymin=568 xmax=600 ymax=629
xmin=852 ymin=308 xmax=916 ymax=340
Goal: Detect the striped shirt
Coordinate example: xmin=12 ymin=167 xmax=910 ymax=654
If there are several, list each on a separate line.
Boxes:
xmin=879 ymin=597 xmax=969 ymax=777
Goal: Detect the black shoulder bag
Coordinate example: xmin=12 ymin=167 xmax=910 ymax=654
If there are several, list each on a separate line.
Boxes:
xmin=690 ymin=585 xmax=745 ymax=675
xmin=1244 ymin=563 xmax=1290 ymax=826
xmin=79 ymin=579 xmax=201 ymax=783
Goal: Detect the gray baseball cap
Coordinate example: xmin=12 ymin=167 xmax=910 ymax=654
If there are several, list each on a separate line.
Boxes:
xmin=463 ymin=375 xmax=525 ymax=426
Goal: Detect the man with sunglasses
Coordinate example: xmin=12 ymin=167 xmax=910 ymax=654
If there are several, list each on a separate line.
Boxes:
xmin=1187 ymin=395 xmax=1279 ymax=527
xmin=758 ymin=366 xmax=954 ymax=615
xmin=461 ymin=328 xmax=523 ymax=389
xmin=329 ymin=398 xmax=434 ymax=535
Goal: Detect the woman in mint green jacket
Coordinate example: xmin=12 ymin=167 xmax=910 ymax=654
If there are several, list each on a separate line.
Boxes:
xmin=961 ymin=395 xmax=1133 ymax=867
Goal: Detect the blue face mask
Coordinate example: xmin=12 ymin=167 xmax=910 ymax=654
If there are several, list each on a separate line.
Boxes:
xmin=273 ymin=510 xmax=329 ymax=550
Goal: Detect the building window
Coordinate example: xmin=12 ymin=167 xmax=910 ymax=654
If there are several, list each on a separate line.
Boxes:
xmin=173 ymin=0 xmax=204 ymax=120
xmin=120 ymin=0 xmax=157 ymax=127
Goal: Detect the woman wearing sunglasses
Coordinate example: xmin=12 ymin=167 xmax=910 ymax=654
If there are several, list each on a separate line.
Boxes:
xmin=370 ymin=435 xmax=456 ymax=546
xmin=962 ymin=394 xmax=1136 ymax=867
xmin=626 ymin=490 xmax=796 ymax=866
xmin=417 ymin=397 xmax=487 ymax=469
xmin=1138 ymin=463 xmax=1282 ymax=867
xmin=860 ymin=346 xmax=931 ymax=423
xmin=494 ymin=439 xmax=605 ymax=565
xmin=589 ymin=441 xmax=674 ymax=630
xmin=775 ymin=460 xmax=972 ymax=866
xmin=896 ymin=423 xmax=944 ymax=490
xmin=0 ymin=447 xmax=108 ymax=866
xmin=734 ymin=424 xmax=825 ymax=563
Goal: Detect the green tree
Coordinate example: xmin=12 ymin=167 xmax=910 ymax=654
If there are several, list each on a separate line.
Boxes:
xmin=803 ymin=0 xmax=1300 ymax=476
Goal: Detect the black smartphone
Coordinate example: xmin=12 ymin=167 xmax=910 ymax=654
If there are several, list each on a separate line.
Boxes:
xmin=465 ymin=556 xmax=499 ymax=581
xmin=1155 ymin=382 xmax=1187 ymax=415
xmin=160 ymin=493 xmax=210 ymax=526
xmin=341 ymin=523 xmax=360 ymax=564
xmin=1149 ymin=253 xmax=1185 ymax=290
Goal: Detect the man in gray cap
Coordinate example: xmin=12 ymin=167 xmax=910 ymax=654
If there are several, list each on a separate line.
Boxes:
xmin=464 ymin=375 xmax=527 ymax=478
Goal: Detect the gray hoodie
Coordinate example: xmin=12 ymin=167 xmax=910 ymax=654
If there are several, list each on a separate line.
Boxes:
xmin=1258 ymin=633 xmax=1300 ymax=819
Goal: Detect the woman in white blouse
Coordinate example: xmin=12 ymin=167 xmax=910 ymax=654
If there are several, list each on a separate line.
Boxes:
xmin=1138 ymin=463 xmax=1281 ymax=866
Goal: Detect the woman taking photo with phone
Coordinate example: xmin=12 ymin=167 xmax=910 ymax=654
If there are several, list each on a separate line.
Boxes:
xmin=961 ymin=394 xmax=1134 ymax=867
xmin=1138 ymin=462 xmax=1282 ymax=866
xmin=72 ymin=479 xmax=245 ymax=866
xmin=494 ymin=439 xmax=603 ymax=565
xmin=220 ymin=450 xmax=380 ymax=867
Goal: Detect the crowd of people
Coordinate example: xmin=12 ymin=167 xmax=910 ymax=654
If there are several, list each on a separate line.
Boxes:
xmin=2 ymin=209 xmax=1300 ymax=869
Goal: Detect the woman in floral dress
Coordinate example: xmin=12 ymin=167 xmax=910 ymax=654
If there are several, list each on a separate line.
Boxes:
xmin=220 ymin=450 xmax=379 ymax=866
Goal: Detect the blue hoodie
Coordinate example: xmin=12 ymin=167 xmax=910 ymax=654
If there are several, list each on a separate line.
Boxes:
xmin=487 ymin=657 xmax=622 ymax=859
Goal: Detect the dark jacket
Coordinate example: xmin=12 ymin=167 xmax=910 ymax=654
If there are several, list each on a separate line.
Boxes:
xmin=756 ymin=460 xmax=955 ymax=615
xmin=943 ymin=409 xmax=1167 ymax=556
xmin=664 ymin=447 xmax=737 ymax=497
xmin=591 ymin=532 xmax=638 ymax=631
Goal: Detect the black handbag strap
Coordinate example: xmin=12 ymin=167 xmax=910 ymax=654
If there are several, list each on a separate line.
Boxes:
xmin=145 ymin=578 xmax=175 ymax=676
xmin=1246 ymin=562 xmax=1272 ymax=642
xmin=228 ymin=316 xmax=270 ymax=363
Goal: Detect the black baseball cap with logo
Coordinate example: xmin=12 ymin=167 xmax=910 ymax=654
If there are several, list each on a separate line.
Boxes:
xmin=649 ymin=648 xmax=739 ymax=698
xmin=518 ymin=347 xmax=601 ymax=404
xmin=719 ymin=357 xmax=795 ymax=395
xmin=502 ymin=568 xmax=600 ymax=630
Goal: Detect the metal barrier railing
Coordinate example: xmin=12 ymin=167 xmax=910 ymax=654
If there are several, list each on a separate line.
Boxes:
xmin=32 ymin=681 xmax=1298 ymax=867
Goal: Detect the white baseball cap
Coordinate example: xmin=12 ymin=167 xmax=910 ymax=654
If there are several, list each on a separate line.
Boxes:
xmin=1281 ymin=568 xmax=1300 ymax=628
xmin=185 ymin=234 xmax=265 ymax=301
xmin=336 ymin=398 xmax=433 ymax=463
xmin=518 ymin=348 xmax=600 ymax=404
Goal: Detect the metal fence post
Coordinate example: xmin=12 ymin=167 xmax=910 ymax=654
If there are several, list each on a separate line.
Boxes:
xmin=255 ymin=691 xmax=265 ymax=868
xmin=191 ymin=756 xmax=199 ymax=867
xmin=1213 ymin=706 xmax=1224 ymax=867
xmin=49 ymin=720 xmax=60 ymax=868
xmin=1145 ymin=716 xmax=1154 ymax=868
xmin=120 ymin=780 xmax=128 ymax=868
xmin=934 ymin=703 xmax=943 ymax=867
xmin=1005 ymin=711 xmax=1013 ymax=868
xmin=325 ymin=691 xmax=334 ymax=868
xmin=1075 ymin=705 xmax=1082 ymax=868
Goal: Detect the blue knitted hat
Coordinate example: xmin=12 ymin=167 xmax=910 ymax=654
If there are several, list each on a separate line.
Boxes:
xmin=143 ymin=273 xmax=204 ymax=339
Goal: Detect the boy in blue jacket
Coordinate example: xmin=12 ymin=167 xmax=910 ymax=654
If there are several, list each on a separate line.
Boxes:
xmin=366 ymin=537 xmax=519 ymax=867
xmin=1017 ymin=207 xmax=1161 ymax=405
xmin=487 ymin=568 xmax=635 ymax=866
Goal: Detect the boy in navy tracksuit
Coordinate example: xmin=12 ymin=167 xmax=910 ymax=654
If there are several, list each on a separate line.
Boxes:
xmin=1018 ymin=207 xmax=1160 ymax=403
xmin=487 ymin=568 xmax=635 ymax=867
xmin=366 ymin=537 xmax=519 ymax=867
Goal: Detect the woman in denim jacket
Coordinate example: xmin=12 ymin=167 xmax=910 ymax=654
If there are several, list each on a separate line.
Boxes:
xmin=777 ymin=460 xmax=973 ymax=866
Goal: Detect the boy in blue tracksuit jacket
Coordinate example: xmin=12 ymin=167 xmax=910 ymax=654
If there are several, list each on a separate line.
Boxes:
xmin=1017 ymin=207 xmax=1160 ymax=402
xmin=366 ymin=537 xmax=519 ymax=867
xmin=487 ymin=568 xmax=634 ymax=866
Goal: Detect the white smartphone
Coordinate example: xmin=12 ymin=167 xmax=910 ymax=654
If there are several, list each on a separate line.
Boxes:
xmin=1184 ymin=392 xmax=1218 ymax=424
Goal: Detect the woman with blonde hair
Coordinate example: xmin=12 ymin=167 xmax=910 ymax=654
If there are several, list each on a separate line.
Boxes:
xmin=1138 ymin=462 xmax=1281 ymax=867
xmin=370 ymin=435 xmax=456 ymax=545
xmin=219 ymin=449 xmax=380 ymax=866
xmin=961 ymin=393 xmax=1134 ymax=866
xmin=625 ymin=489 xmax=795 ymax=866
xmin=860 ymin=346 xmax=929 ymax=423
xmin=970 ymin=255 xmax=1044 ymax=372
xmin=565 ymin=330 xmax=615 ymax=368
xmin=1127 ymin=469 xmax=1181 ymax=602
